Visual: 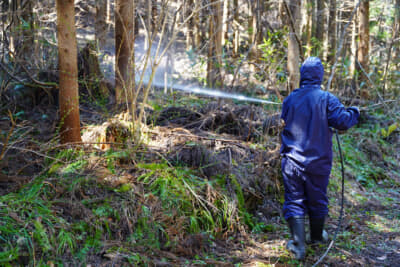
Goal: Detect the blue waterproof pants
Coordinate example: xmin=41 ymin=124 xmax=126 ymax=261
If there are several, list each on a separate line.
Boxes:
xmin=282 ymin=157 xmax=330 ymax=220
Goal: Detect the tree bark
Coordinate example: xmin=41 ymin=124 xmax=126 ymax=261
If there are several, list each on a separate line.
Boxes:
xmin=316 ymin=0 xmax=325 ymax=54
xmin=393 ymin=0 xmax=400 ymax=63
xmin=249 ymin=0 xmax=263 ymax=65
xmin=115 ymin=0 xmax=135 ymax=105
xmin=207 ymin=0 xmax=223 ymax=88
xmin=222 ymin=0 xmax=229 ymax=47
xmin=20 ymin=0 xmax=34 ymax=60
xmin=349 ymin=0 xmax=357 ymax=81
xmin=327 ymin=0 xmax=336 ymax=65
xmin=56 ymin=0 xmax=82 ymax=144
xmin=286 ymin=0 xmax=301 ymax=92
xmin=193 ymin=0 xmax=201 ymax=49
xmin=305 ymin=0 xmax=312 ymax=57
xmin=95 ymin=0 xmax=108 ymax=51
xmin=186 ymin=0 xmax=194 ymax=50
xmin=357 ymin=0 xmax=369 ymax=83
xmin=232 ymin=0 xmax=239 ymax=57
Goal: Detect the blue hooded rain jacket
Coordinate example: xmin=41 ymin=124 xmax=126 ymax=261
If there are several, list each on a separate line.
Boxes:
xmin=280 ymin=57 xmax=359 ymax=219
xmin=280 ymin=57 xmax=359 ymax=175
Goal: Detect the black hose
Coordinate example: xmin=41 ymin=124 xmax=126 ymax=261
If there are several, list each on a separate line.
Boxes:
xmin=311 ymin=130 xmax=345 ymax=267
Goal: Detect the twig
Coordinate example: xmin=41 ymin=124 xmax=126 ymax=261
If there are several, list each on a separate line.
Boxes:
xmin=0 ymin=142 xmax=66 ymax=163
xmin=356 ymin=60 xmax=389 ymax=111
xmin=359 ymin=99 xmax=398 ymax=111
xmin=147 ymin=129 xmax=248 ymax=147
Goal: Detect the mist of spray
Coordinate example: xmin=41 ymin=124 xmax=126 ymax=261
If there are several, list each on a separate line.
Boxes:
xmin=151 ymin=81 xmax=281 ymax=105
xmin=101 ymin=36 xmax=280 ymax=106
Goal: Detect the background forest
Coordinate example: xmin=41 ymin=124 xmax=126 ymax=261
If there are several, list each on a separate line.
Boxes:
xmin=0 ymin=0 xmax=399 ymax=266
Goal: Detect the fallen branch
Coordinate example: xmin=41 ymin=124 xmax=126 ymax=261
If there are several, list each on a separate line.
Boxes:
xmin=0 ymin=142 xmax=66 ymax=163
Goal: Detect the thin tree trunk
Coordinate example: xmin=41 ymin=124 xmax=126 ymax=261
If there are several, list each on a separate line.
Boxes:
xmin=327 ymin=0 xmax=336 ymax=65
xmin=1 ymin=1 xmax=8 ymax=55
xmin=393 ymin=0 xmax=400 ymax=63
xmin=20 ymin=0 xmax=34 ymax=61
xmin=305 ymin=0 xmax=312 ymax=57
xmin=194 ymin=0 xmax=201 ymax=49
xmin=56 ymin=0 xmax=82 ymax=144
xmin=349 ymin=0 xmax=357 ymax=82
xmin=222 ymin=0 xmax=229 ymax=46
xmin=96 ymin=0 xmax=108 ymax=51
xmin=286 ymin=0 xmax=301 ymax=92
xmin=8 ymin=0 xmax=21 ymax=55
xmin=357 ymin=0 xmax=369 ymax=87
xmin=115 ymin=0 xmax=135 ymax=105
xmin=249 ymin=0 xmax=257 ymax=68
xmin=207 ymin=0 xmax=223 ymax=87
xmin=186 ymin=0 xmax=194 ymax=50
xmin=316 ymin=0 xmax=325 ymax=54
xmin=232 ymin=0 xmax=239 ymax=57
xmin=357 ymin=0 xmax=369 ymax=72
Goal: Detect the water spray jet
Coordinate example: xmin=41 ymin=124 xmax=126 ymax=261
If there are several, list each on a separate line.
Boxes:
xmin=151 ymin=81 xmax=282 ymax=105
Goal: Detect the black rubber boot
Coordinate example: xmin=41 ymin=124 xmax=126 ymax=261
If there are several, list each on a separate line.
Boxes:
xmin=309 ymin=217 xmax=328 ymax=244
xmin=286 ymin=217 xmax=306 ymax=260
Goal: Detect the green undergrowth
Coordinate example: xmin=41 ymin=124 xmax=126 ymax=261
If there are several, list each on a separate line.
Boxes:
xmin=327 ymin=110 xmax=400 ymax=257
xmin=330 ymin=111 xmax=399 ymax=190
xmin=0 ymin=147 xmax=267 ymax=265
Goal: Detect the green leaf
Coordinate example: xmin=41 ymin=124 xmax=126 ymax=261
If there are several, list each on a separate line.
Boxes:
xmin=381 ymin=128 xmax=388 ymax=138
xmin=387 ymin=123 xmax=398 ymax=136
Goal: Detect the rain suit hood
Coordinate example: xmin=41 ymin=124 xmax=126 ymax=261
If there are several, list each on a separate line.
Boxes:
xmin=300 ymin=57 xmax=324 ymax=87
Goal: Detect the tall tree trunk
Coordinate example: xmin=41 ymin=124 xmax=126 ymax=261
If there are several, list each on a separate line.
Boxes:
xmin=193 ymin=0 xmax=201 ymax=49
xmin=286 ymin=0 xmax=301 ymax=92
xmin=232 ymin=0 xmax=239 ymax=57
xmin=357 ymin=0 xmax=369 ymax=85
xmin=207 ymin=0 xmax=223 ymax=87
xmin=222 ymin=0 xmax=229 ymax=47
xmin=327 ymin=0 xmax=336 ymax=65
xmin=305 ymin=0 xmax=312 ymax=57
xmin=115 ymin=0 xmax=135 ymax=105
xmin=349 ymin=0 xmax=357 ymax=81
xmin=8 ymin=0 xmax=21 ymax=55
xmin=95 ymin=0 xmax=108 ymax=51
xmin=249 ymin=0 xmax=263 ymax=66
xmin=146 ymin=0 xmax=157 ymax=34
xmin=186 ymin=0 xmax=194 ymax=50
xmin=393 ymin=0 xmax=400 ymax=64
xmin=20 ymin=0 xmax=34 ymax=61
xmin=56 ymin=0 xmax=82 ymax=144
xmin=315 ymin=0 xmax=325 ymax=55
xmin=1 ymin=1 xmax=8 ymax=55
xmin=249 ymin=0 xmax=257 ymax=69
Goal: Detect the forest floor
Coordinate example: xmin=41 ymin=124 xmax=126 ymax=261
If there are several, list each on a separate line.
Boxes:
xmin=0 ymin=89 xmax=399 ymax=266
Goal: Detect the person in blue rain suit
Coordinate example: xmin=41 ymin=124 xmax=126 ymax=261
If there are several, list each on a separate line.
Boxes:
xmin=280 ymin=57 xmax=360 ymax=260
